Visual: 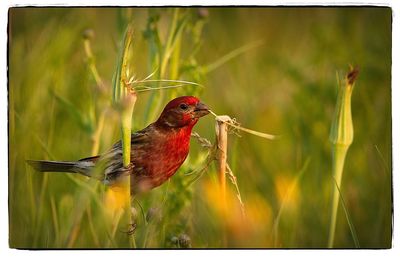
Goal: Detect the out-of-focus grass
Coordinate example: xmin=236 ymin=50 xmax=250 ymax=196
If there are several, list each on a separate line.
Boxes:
xmin=8 ymin=7 xmax=391 ymax=248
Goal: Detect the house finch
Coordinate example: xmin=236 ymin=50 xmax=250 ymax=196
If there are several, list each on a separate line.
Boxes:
xmin=27 ymin=96 xmax=210 ymax=194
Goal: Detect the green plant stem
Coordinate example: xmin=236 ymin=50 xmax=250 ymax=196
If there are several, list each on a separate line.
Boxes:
xmin=144 ymin=8 xmax=187 ymax=123
xmin=83 ymin=35 xmax=107 ymax=156
xmin=84 ymin=39 xmax=103 ymax=87
xmin=160 ymin=8 xmax=179 ymax=77
xmin=91 ymin=109 xmax=106 ymax=156
xmin=120 ymin=95 xmax=136 ymax=167
xmin=111 ymin=24 xmax=137 ymax=248
xmin=327 ymin=67 xmax=358 ymax=248
xmin=328 ymin=144 xmax=349 ymax=248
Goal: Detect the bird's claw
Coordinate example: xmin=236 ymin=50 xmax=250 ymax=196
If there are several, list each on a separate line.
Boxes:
xmin=122 ymin=163 xmax=134 ymax=176
xmin=126 ymin=223 xmax=137 ymax=236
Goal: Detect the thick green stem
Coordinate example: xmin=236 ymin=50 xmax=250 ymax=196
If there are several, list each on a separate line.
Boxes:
xmin=110 ymin=24 xmax=137 ymax=248
xmin=120 ymin=95 xmax=136 ymax=167
xmin=327 ymin=67 xmax=358 ymax=248
xmin=328 ymin=144 xmax=349 ymax=247
xmin=113 ymin=24 xmax=135 ymax=168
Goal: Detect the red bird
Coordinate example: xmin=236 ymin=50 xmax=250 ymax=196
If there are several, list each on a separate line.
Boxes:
xmin=28 ymin=96 xmax=210 ymax=194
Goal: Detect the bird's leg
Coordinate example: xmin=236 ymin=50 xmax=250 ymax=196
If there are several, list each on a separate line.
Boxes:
xmin=107 ymin=163 xmax=134 ymax=181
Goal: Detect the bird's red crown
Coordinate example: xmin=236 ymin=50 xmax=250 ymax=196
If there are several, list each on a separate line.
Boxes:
xmin=162 ymin=96 xmax=200 ymax=112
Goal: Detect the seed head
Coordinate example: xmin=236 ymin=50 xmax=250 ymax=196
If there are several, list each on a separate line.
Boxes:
xmin=197 ymin=8 xmax=209 ymax=19
xmin=178 ymin=234 xmax=191 ymax=248
xmin=329 ymin=67 xmax=359 ymax=146
xmin=83 ymin=29 xmax=95 ymax=40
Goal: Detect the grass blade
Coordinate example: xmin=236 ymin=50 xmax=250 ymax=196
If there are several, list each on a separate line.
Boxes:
xmin=332 ymin=177 xmax=360 ymax=248
xmin=204 ymin=40 xmax=264 ymax=73
xmin=272 ymin=158 xmax=310 ymax=247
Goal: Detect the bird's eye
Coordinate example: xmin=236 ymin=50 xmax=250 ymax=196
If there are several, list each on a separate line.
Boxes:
xmin=179 ymin=103 xmax=188 ymax=110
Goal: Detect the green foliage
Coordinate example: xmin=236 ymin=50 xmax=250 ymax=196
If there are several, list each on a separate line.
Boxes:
xmin=9 ymin=7 xmax=391 ymax=248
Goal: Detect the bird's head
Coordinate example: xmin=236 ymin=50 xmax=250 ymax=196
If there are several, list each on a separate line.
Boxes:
xmin=156 ymin=96 xmax=210 ymax=129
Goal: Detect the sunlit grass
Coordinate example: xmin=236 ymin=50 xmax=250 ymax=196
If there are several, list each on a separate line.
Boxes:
xmin=8 ymin=7 xmax=392 ymax=248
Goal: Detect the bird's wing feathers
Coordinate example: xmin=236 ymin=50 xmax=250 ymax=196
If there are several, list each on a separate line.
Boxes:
xmin=131 ymin=125 xmax=153 ymax=144
xmin=73 ymin=124 xmax=155 ymax=184
xmin=79 ymin=155 xmax=100 ymax=162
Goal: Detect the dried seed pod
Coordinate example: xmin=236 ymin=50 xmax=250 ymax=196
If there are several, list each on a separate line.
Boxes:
xmin=178 ymin=234 xmax=191 ymax=248
xmin=83 ymin=29 xmax=95 ymax=40
xmin=197 ymin=8 xmax=209 ymax=19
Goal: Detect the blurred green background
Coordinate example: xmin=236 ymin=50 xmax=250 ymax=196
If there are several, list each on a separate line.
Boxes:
xmin=8 ymin=7 xmax=391 ymax=248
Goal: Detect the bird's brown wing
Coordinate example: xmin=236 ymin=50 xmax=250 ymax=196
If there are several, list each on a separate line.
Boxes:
xmin=131 ymin=124 xmax=153 ymax=145
xmin=101 ymin=125 xmax=154 ymax=184
xmin=71 ymin=124 xmax=156 ymax=184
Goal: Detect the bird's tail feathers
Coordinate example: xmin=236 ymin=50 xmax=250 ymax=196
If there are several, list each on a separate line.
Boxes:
xmin=26 ymin=160 xmax=77 ymax=173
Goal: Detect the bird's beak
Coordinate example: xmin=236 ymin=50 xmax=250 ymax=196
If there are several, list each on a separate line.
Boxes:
xmin=193 ymin=101 xmax=210 ymax=118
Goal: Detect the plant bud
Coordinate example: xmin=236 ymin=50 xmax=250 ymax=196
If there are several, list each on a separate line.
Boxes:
xmin=83 ymin=29 xmax=94 ymax=40
xmin=329 ymin=67 xmax=359 ymax=147
xmin=328 ymin=66 xmax=359 ymax=247
xmin=197 ymin=8 xmax=209 ymax=19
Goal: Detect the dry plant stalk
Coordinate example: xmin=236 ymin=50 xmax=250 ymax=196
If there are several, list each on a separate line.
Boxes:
xmin=214 ymin=115 xmax=230 ymax=246
xmin=210 ymin=111 xmax=278 ymax=140
xmin=212 ymin=113 xmax=277 ymax=245
xmin=212 ymin=113 xmax=277 ymax=216
xmin=226 ymin=163 xmax=245 ymax=217
xmin=215 ymin=116 xmax=230 ymax=206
